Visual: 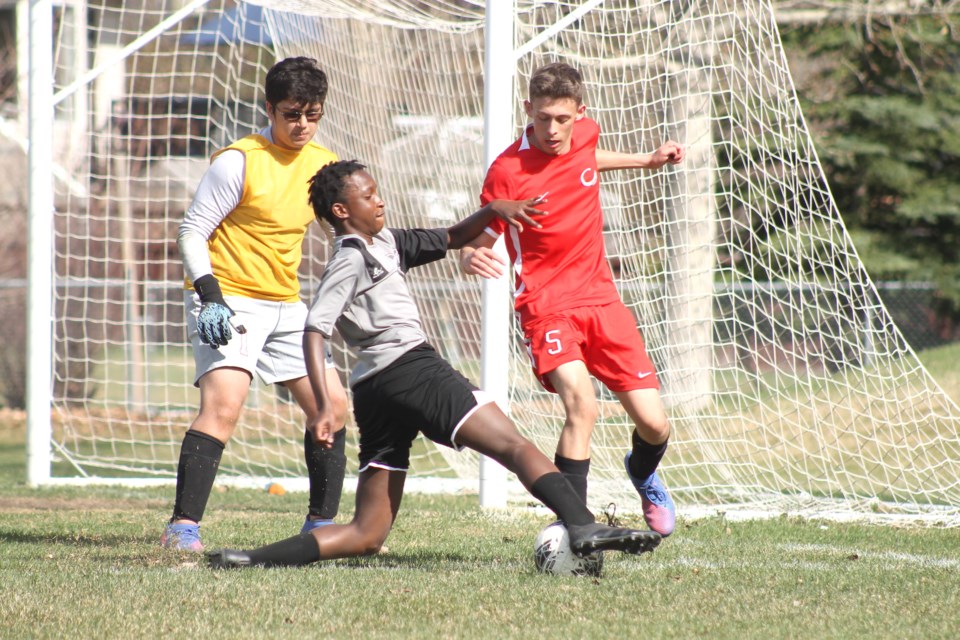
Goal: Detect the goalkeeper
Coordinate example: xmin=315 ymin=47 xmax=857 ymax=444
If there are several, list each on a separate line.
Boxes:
xmin=459 ymin=62 xmax=685 ymax=536
xmin=161 ymin=57 xmax=349 ymax=551
xmin=206 ymin=160 xmax=662 ymax=569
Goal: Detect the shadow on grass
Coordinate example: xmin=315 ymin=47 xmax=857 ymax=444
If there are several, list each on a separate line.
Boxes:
xmin=328 ymin=550 xmax=509 ymax=571
xmin=188 ymin=550 xmax=507 ymax=571
xmin=158 ymin=549 xmax=511 ymax=572
xmin=1 ymin=526 xmax=513 ymax=572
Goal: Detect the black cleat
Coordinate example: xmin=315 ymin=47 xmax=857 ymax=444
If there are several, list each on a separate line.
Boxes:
xmin=566 ymin=522 xmax=662 ymax=557
xmin=206 ymin=548 xmax=253 ymax=569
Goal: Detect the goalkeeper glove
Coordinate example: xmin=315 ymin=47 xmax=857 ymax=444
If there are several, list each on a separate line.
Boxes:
xmin=193 ymin=274 xmax=243 ymax=349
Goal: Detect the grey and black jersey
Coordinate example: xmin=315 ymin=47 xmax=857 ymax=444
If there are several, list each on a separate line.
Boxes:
xmin=305 ymin=227 xmax=447 ymax=385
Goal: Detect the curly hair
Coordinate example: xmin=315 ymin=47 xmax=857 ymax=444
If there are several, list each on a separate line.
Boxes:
xmin=307 ymin=159 xmax=367 ymax=228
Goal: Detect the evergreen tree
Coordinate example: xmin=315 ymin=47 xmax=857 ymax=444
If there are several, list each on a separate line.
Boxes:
xmin=780 ymin=12 xmax=960 ymax=328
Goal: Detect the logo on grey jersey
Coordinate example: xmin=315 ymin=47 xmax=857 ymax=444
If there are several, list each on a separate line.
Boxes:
xmin=341 ymin=237 xmax=389 ymax=284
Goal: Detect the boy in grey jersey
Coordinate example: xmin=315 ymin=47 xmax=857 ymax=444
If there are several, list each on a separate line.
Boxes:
xmin=305 ymin=226 xmax=443 ymax=386
xmin=206 ymin=160 xmax=663 ymax=569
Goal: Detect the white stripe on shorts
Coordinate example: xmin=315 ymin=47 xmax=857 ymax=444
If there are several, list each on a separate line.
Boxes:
xmin=449 ymin=389 xmax=495 ymax=449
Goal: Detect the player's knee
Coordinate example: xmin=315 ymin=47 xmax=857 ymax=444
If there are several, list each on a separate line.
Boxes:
xmin=564 ymin=396 xmax=599 ymax=428
xmin=636 ymin=416 xmax=670 ymax=443
xmin=360 ymin=541 xmax=385 ymax=556
xmin=327 ymin=389 xmax=349 ymax=425
xmin=562 ymin=409 xmax=598 ymax=443
xmin=194 ymin=407 xmax=241 ymax=440
xmin=354 ymin=529 xmax=390 ymax=556
xmin=491 ymin=414 xmax=534 ymax=448
xmin=332 ymin=398 xmax=349 ymax=427
xmin=498 ymin=432 xmax=535 ymax=460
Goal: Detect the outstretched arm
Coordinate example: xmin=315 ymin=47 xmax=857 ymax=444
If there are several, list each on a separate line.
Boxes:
xmin=596 ymin=141 xmax=685 ymax=172
xmin=447 ymin=196 xmax=547 ymax=249
xmin=459 ymin=230 xmax=504 ymax=279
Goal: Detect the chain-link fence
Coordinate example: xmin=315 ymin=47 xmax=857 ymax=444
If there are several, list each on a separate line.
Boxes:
xmin=876 ymin=282 xmax=960 ymax=352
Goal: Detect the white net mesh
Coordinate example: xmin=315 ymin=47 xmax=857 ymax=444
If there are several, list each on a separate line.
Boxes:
xmin=41 ymin=0 xmax=960 ymax=524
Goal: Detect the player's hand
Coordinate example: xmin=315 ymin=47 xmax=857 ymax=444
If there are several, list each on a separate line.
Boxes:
xmin=306 ymin=411 xmax=338 ymax=448
xmin=197 ymin=302 xmax=235 ymax=349
xmin=651 ymin=141 xmax=685 ymax=167
xmin=193 ymin=273 xmax=245 ymax=349
xmin=489 ymin=194 xmax=548 ymax=231
xmin=461 ymin=246 xmax=506 ymax=279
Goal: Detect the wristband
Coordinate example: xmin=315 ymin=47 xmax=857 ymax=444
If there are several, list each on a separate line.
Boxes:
xmin=193 ymin=274 xmax=227 ymax=307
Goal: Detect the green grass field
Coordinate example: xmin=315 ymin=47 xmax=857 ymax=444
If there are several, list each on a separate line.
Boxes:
xmin=1 ymin=417 xmax=959 ymax=640
xmin=2 ymin=344 xmax=960 ymax=638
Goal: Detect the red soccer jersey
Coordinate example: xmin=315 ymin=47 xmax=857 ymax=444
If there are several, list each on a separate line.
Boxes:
xmin=481 ymin=117 xmax=620 ymax=325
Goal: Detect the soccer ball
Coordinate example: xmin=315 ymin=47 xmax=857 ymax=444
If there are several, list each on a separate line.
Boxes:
xmin=533 ymin=521 xmax=604 ymax=577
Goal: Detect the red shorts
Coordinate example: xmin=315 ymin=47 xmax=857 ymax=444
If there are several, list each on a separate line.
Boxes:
xmin=521 ymin=302 xmax=660 ymax=394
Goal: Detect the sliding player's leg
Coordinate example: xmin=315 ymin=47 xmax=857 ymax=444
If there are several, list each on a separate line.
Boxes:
xmin=206 ymin=466 xmax=404 ymax=568
xmin=454 ymin=403 xmax=660 ymax=557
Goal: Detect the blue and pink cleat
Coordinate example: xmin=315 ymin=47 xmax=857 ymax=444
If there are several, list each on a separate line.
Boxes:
xmin=624 ymin=452 xmax=676 ymax=537
xmin=160 ymin=522 xmax=204 ymax=552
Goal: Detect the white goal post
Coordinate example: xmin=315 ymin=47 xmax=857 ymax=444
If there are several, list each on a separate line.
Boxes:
xmin=24 ymin=0 xmax=960 ymax=525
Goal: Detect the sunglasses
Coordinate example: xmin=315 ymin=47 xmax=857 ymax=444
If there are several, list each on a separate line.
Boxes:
xmin=274 ymin=104 xmax=324 ymax=123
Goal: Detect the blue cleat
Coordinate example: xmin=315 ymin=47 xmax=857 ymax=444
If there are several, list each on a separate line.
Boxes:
xmin=300 ymin=517 xmax=334 ymax=534
xmin=624 ymin=453 xmax=676 ymax=537
xmin=161 ymin=522 xmax=204 ymax=552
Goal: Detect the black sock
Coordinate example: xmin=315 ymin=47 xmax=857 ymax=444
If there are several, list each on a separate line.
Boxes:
xmin=305 ymin=427 xmax=347 ymax=520
xmin=171 ymin=430 xmax=224 ymax=523
xmin=530 ymin=472 xmax=594 ymax=526
xmin=247 ymin=533 xmax=321 ymax=567
xmin=554 ymin=454 xmax=590 ymax=504
xmin=629 ymin=432 xmax=668 ymax=482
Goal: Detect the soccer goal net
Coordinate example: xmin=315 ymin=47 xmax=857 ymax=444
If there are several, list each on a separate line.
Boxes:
xmin=28 ymin=0 xmax=960 ymax=524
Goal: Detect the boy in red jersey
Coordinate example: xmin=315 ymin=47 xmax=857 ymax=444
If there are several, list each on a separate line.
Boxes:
xmin=460 ymin=62 xmax=685 ymax=536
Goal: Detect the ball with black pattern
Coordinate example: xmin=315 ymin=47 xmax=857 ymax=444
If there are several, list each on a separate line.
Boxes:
xmin=533 ymin=521 xmax=604 ymax=577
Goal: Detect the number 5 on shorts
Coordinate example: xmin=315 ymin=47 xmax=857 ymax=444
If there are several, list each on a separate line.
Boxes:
xmin=545 ymin=329 xmax=562 ymax=355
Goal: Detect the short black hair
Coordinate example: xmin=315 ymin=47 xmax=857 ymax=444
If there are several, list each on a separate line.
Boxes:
xmin=265 ymin=57 xmax=328 ymax=106
xmin=307 ymin=159 xmax=367 ymax=228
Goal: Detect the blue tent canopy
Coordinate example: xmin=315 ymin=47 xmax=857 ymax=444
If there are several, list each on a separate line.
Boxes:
xmin=180 ymin=4 xmax=272 ymax=46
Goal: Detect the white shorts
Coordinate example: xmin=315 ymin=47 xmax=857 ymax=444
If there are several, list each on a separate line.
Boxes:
xmin=184 ymin=291 xmax=334 ymax=386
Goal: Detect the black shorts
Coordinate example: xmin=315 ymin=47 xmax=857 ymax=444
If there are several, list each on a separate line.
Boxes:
xmin=351 ymin=343 xmax=492 ymax=471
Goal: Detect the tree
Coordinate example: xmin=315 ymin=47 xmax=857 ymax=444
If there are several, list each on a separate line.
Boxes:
xmin=779 ymin=6 xmax=960 ymax=326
